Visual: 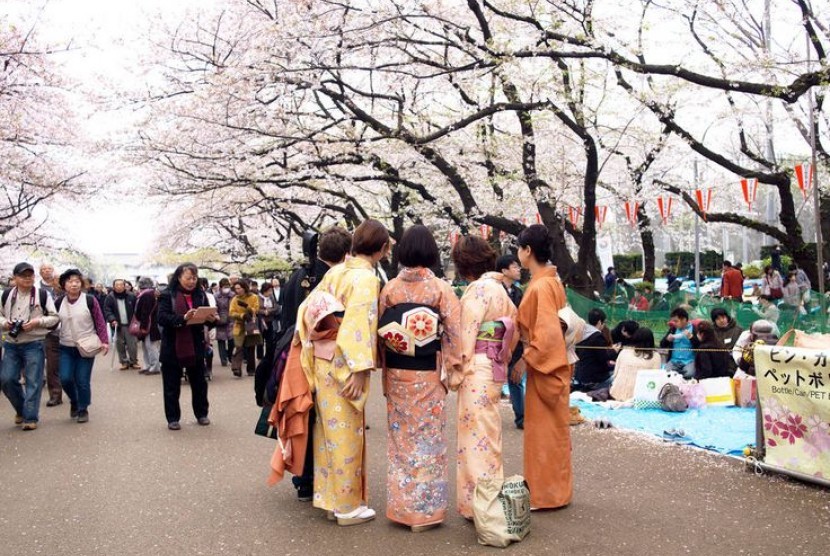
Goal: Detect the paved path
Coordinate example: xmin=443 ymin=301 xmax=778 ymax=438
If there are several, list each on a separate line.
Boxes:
xmin=1 ymin=356 xmax=828 ymax=555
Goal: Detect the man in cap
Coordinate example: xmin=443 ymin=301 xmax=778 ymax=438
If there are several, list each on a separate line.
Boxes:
xmin=0 ymin=262 xmax=59 ymax=430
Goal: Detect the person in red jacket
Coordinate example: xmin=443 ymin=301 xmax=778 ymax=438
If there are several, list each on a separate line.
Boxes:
xmin=720 ymin=260 xmax=744 ymax=302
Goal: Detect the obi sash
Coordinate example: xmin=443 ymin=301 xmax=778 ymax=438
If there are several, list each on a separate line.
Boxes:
xmin=302 ymin=291 xmax=345 ymax=361
xmin=378 ymin=302 xmax=441 ymax=371
xmin=474 ymin=318 xmax=515 ymax=382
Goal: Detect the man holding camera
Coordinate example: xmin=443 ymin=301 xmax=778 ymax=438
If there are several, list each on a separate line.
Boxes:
xmin=0 ymin=262 xmax=59 ymax=430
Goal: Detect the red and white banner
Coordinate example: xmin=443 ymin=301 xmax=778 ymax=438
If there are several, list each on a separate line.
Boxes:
xmin=794 ymin=164 xmax=814 ymax=198
xmin=479 ymin=224 xmax=491 ymax=240
xmin=740 ymin=178 xmax=759 ymax=212
xmin=567 ymin=206 xmax=582 ymax=227
xmin=449 ymin=230 xmax=460 ymax=246
xmin=657 ymin=196 xmax=673 ymax=225
xmin=695 ymin=188 xmax=713 ymax=220
xmin=624 ymin=201 xmax=640 ymax=227
xmin=594 ymin=205 xmax=608 ymax=229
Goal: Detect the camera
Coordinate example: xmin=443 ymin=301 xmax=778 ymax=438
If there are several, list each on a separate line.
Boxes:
xmin=8 ymin=319 xmax=25 ymax=339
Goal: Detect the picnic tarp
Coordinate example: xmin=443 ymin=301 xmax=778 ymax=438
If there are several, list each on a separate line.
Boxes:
xmin=573 ymin=400 xmax=756 ymax=456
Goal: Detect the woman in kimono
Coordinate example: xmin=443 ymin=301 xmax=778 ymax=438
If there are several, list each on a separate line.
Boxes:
xmin=378 ymin=225 xmax=461 ymax=532
xmin=450 ymin=235 xmax=518 ymax=520
xmin=515 ymin=224 xmax=572 ymax=510
xmin=297 ymin=219 xmax=390 ymax=527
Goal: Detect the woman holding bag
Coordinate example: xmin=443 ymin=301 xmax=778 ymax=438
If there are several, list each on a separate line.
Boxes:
xmin=56 ymin=269 xmax=110 ymax=423
xmin=158 ymin=263 xmax=217 ymax=430
xmin=229 ymin=279 xmax=260 ymax=377
xmin=451 ymin=235 xmax=518 ymax=520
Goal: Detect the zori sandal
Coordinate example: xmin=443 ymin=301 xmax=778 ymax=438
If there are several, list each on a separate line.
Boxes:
xmin=335 ymin=506 xmax=376 ymax=526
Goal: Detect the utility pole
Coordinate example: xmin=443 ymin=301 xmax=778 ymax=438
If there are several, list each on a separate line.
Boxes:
xmin=694 ymin=159 xmax=701 ymax=297
xmin=807 ymin=34 xmax=827 ymax=330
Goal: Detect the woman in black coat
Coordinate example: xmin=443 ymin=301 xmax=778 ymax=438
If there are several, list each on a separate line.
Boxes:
xmin=693 ymin=321 xmax=731 ymax=380
xmin=158 ymin=263 xmax=217 ymax=431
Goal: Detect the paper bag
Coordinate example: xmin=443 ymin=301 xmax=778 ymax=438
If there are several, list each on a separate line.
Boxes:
xmin=473 ymin=475 xmax=531 ymax=548
xmin=633 ymin=370 xmax=669 ymax=410
xmin=733 ymin=372 xmax=757 ymax=408
xmin=700 ymin=376 xmax=735 ymax=406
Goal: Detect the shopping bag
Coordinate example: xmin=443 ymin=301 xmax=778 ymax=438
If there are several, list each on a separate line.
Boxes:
xmin=679 ymin=382 xmax=707 ymax=409
xmin=633 ymin=370 xmax=669 ymax=410
xmin=732 ymin=371 xmax=757 ymax=408
xmin=699 ymin=376 xmax=735 ymax=406
xmin=473 ymin=475 xmax=531 ymax=548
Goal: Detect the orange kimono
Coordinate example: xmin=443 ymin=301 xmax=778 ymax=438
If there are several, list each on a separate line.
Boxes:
xmin=516 ymin=266 xmax=572 ymax=509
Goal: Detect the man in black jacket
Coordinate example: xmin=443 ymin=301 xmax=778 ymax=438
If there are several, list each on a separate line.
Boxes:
xmin=572 ymin=308 xmax=616 ymax=392
xmin=103 ymin=279 xmax=138 ymax=370
xmin=497 ymin=254 xmax=526 ymax=429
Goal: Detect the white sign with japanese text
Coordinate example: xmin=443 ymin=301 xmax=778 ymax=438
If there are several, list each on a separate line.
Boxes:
xmin=755 ymin=345 xmax=830 ymax=478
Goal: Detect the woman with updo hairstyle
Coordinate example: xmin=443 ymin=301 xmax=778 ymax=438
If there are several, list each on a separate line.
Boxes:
xmin=377 ymin=224 xmax=461 ymax=531
xmin=515 ymin=224 xmax=573 ymax=510
xmin=296 ymin=218 xmax=390 ymax=526
xmin=450 ymin=235 xmax=518 ymax=520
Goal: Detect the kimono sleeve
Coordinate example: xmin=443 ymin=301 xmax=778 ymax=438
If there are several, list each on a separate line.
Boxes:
xmin=438 ymin=281 xmax=462 ymax=380
xmin=455 ymin=282 xmax=488 ymax=387
xmin=519 ymin=279 xmax=568 ymax=374
xmin=336 ymin=270 xmax=380 ymax=374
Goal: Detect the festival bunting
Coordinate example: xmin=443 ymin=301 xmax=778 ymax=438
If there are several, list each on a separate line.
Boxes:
xmin=624 ymin=201 xmax=640 ymax=227
xmin=567 ymin=205 xmax=582 ymax=227
xmin=479 ymin=224 xmax=491 ymax=240
xmin=449 ymin=230 xmax=460 ymax=246
xmin=740 ymin=178 xmax=759 ymax=212
xmin=794 ymin=164 xmax=814 ymax=198
xmin=695 ymin=188 xmax=713 ymax=221
xmin=594 ymin=205 xmax=608 ymax=229
xmin=657 ymin=196 xmax=673 ymax=225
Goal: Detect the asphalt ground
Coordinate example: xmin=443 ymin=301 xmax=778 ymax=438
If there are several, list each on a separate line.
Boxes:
xmin=1 ymin=354 xmax=828 ymax=556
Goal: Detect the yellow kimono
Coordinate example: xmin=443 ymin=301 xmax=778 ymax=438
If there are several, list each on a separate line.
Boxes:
xmin=296 ymin=257 xmax=380 ymax=514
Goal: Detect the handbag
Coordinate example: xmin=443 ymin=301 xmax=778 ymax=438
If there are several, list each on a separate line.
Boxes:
xmin=67 ymin=302 xmax=103 ymax=358
xmin=473 ymin=475 xmax=531 ymax=548
xmin=769 ymin=287 xmax=783 ymax=299
xmin=128 ymin=293 xmax=156 ymax=339
xmin=658 ymin=383 xmax=688 ymax=412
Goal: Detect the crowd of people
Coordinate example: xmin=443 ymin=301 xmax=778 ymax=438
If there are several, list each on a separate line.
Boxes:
xmin=0 ymin=224 xmax=817 ymax=535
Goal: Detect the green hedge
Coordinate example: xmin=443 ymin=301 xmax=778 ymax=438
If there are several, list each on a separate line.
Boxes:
xmin=612 ymin=253 xmax=642 ymax=278
xmin=665 ymin=250 xmax=723 ymax=274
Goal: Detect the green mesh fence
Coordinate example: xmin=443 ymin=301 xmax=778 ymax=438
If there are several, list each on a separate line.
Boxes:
xmin=566 ymin=288 xmax=829 ymax=336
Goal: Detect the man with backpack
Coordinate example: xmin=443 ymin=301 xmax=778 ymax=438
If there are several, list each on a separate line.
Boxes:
xmin=0 ymin=262 xmax=60 ymax=430
xmin=257 ymin=226 xmax=352 ymax=502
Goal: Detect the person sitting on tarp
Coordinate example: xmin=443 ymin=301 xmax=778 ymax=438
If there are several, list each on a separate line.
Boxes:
xmin=732 ymin=320 xmax=779 ymax=376
xmin=610 ymin=320 xmax=639 ymax=347
xmin=710 ymin=308 xmax=742 ymax=374
xmin=572 ymin=309 xmax=616 ymax=392
xmin=660 ymin=307 xmax=697 ymax=379
xmin=693 ymin=321 xmax=732 ymax=380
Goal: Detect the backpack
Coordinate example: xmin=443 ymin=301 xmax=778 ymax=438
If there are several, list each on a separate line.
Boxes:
xmin=54 ymin=293 xmax=94 ymax=314
xmin=2 ymin=287 xmax=58 ymax=329
xmin=658 ymin=383 xmax=689 ymax=412
xmin=2 ymin=287 xmax=50 ymax=312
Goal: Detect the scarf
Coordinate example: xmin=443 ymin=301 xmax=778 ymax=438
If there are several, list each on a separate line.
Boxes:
xmin=175 ymin=289 xmax=197 ymax=366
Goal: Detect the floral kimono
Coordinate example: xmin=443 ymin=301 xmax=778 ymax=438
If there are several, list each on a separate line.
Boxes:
xmin=378 ymin=267 xmax=461 ymax=528
xmin=296 ymin=257 xmax=379 ymax=514
xmin=454 ymin=271 xmax=518 ymax=519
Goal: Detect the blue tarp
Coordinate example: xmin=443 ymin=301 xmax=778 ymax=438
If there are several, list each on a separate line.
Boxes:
xmin=574 ymin=401 xmax=756 ymax=456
